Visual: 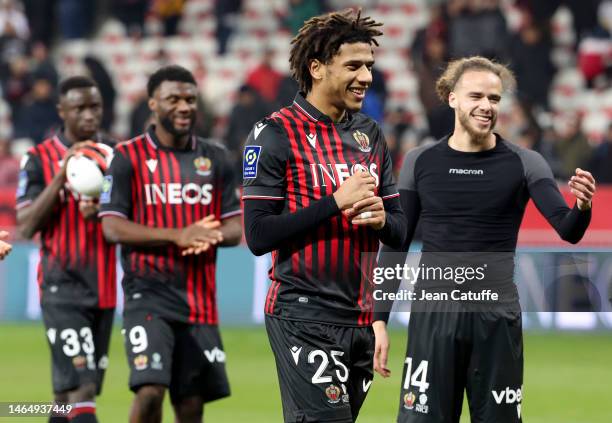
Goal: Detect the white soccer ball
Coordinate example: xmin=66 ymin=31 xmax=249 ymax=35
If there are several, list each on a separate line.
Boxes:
xmin=66 ymin=143 xmax=113 ymax=197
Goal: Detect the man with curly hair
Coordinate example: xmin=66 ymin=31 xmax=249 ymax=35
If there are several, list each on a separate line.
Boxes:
xmin=242 ymin=9 xmax=406 ymax=423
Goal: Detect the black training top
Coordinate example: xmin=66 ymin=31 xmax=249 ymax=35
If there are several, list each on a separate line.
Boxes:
xmin=374 ymin=134 xmax=591 ymax=322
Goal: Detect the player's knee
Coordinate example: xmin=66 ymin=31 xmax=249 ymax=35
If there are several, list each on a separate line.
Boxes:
xmin=135 ymin=385 xmax=165 ymax=414
xmin=173 ymin=396 xmax=204 ymax=423
xmin=69 ymin=383 xmax=97 ymax=403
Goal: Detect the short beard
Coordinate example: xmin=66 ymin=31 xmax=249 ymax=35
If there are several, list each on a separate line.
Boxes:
xmin=160 ymin=115 xmax=193 ymax=137
xmin=458 ymin=109 xmax=496 ymax=143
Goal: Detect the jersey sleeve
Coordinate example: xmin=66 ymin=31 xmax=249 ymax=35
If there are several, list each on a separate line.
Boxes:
xmin=378 ymin=130 xmax=400 ymax=201
xmin=520 ymin=149 xmax=591 ymax=243
xmin=15 ymin=149 xmax=45 ymax=210
xmin=99 ymin=146 xmax=133 ymax=219
xmin=242 ymin=119 xmax=290 ymax=201
xmin=218 ymin=145 xmax=241 ymax=219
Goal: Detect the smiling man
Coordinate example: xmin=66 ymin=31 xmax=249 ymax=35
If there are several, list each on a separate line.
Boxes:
xmin=372 ymin=57 xmax=596 ymax=423
xmin=100 ymin=65 xmax=242 ymax=423
xmin=242 ymin=9 xmax=406 ymax=423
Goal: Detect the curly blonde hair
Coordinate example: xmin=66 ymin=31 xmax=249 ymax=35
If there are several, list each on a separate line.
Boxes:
xmin=436 ymin=56 xmax=516 ymax=104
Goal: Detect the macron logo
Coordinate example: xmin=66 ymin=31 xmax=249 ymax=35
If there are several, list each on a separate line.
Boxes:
xmin=449 ymin=168 xmax=484 ymax=175
xmin=306 ymin=133 xmax=317 ymax=149
xmin=146 ymin=159 xmax=158 ymax=173
xmin=254 ymin=123 xmax=268 ymax=140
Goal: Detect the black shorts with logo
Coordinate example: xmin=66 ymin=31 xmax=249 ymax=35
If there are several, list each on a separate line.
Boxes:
xmin=265 ymin=315 xmax=375 ymax=423
xmin=397 ymin=301 xmax=523 ymax=423
xmin=122 ymin=310 xmax=230 ymax=404
xmin=41 ymin=304 xmax=114 ymax=394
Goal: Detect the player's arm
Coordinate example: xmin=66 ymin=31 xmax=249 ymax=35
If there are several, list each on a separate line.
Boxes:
xmin=99 ymin=147 xmax=222 ymax=250
xmin=245 ymin=171 xmax=376 ymax=255
xmin=16 ymin=142 xmax=96 ymax=238
xmin=345 ymin=136 xmax=407 ymax=248
xmin=523 ymin=151 xmax=594 ymax=243
xmin=101 ymin=214 xmax=222 ymax=249
xmin=242 ymin=119 xmax=375 ymax=256
xmin=372 ymin=147 xmax=424 ymax=378
xmin=0 ymin=231 xmax=12 ymax=260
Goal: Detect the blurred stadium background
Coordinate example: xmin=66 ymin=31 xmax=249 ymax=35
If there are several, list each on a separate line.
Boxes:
xmin=0 ymin=0 xmax=611 ymax=421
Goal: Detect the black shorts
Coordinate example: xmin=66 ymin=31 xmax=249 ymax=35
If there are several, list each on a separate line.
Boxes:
xmin=41 ymin=304 xmax=114 ymax=395
xmin=398 ymin=301 xmax=523 ymax=423
xmin=122 ymin=310 xmax=230 ymax=404
xmin=265 ymin=315 xmax=375 ymax=423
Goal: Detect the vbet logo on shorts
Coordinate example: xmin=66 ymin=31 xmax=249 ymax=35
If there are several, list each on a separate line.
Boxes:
xmin=243 ymin=145 xmax=261 ymax=179
xmin=492 ymin=385 xmax=522 ymax=418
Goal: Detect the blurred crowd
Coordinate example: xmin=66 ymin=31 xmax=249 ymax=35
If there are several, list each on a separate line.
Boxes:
xmin=0 ymin=0 xmax=611 ymax=201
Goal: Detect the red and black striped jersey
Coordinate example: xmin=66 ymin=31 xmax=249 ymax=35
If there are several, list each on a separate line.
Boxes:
xmin=242 ymin=93 xmax=399 ymax=326
xmin=15 ymin=132 xmax=117 ymax=309
xmin=99 ymin=126 xmax=241 ymax=325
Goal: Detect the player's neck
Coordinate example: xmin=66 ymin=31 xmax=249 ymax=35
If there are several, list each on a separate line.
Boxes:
xmin=154 ymin=124 xmax=190 ymax=149
xmin=62 ymin=127 xmax=88 ymax=145
xmin=448 ymin=128 xmax=496 ymax=152
xmin=305 ymin=91 xmax=346 ymax=122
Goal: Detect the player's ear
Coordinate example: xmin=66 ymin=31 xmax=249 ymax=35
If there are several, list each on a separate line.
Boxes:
xmin=148 ymin=98 xmax=156 ymax=112
xmin=448 ymin=91 xmax=457 ymax=109
xmin=309 ymin=59 xmax=324 ymax=82
xmin=56 ymin=102 xmax=65 ymax=120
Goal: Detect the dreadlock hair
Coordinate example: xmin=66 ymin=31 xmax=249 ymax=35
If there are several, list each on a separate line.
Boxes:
xmin=289 ymin=9 xmax=383 ymax=94
xmin=436 ymin=56 xmax=516 ymax=105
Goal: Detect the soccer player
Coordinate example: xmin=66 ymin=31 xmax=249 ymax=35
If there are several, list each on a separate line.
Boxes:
xmin=0 ymin=230 xmax=12 ymax=259
xmin=99 ymin=65 xmax=242 ymax=423
xmin=242 ymin=10 xmax=406 ymax=423
xmin=16 ymin=76 xmax=116 ymax=423
xmin=372 ymin=56 xmax=596 ymax=423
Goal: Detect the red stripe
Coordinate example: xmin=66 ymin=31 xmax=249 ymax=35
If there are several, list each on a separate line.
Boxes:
xmin=195 ymin=254 xmax=206 ymax=324
xmin=183 ymin=172 xmax=197 ymax=322
xmin=284 ymin=110 xmax=317 ymax=277
xmin=158 ymin=150 xmax=173 ymax=273
xmin=265 ymin=251 xmax=278 ymax=313
xmin=326 ymin=123 xmax=352 ymax=286
xmin=69 ymin=406 xmax=95 ymax=418
xmin=136 ymin=138 xmax=156 ymax=274
xmin=123 ymin=142 xmax=144 ymax=274
xmin=275 ymin=113 xmax=304 ymax=274
xmin=48 ymin=143 xmax=68 ymax=268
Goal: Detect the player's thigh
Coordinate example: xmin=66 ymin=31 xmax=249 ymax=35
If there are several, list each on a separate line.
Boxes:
xmin=467 ymin=310 xmax=523 ymax=423
xmin=91 ymin=308 xmax=115 ymax=394
xmin=122 ymin=310 xmax=174 ymax=391
xmin=345 ymin=326 xmax=374 ymax=421
xmin=168 ymin=324 xmax=230 ymax=405
xmin=398 ymin=305 xmax=470 ymax=423
xmin=41 ymin=304 xmax=100 ymax=393
xmin=265 ymin=316 xmax=353 ymax=423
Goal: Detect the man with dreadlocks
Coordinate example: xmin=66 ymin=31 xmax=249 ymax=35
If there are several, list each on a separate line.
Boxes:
xmin=242 ymin=9 xmax=406 ymax=423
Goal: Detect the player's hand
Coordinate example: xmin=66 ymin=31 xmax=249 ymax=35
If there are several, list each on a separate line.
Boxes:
xmin=344 ymin=196 xmax=386 ymax=230
xmin=373 ymin=320 xmax=391 ymax=378
xmin=569 ymin=168 xmax=596 ymax=211
xmin=0 ymin=231 xmax=12 ymax=260
xmin=59 ymin=140 xmax=97 ymax=175
xmin=78 ymin=197 xmax=100 ymax=220
xmin=178 ymin=215 xmax=223 ymax=255
xmin=332 ymin=170 xmax=376 ymax=210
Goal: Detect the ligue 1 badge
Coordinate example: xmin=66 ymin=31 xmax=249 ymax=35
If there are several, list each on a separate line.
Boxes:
xmin=194 ymin=157 xmax=212 ymax=176
xmin=325 ymin=384 xmax=342 ymax=404
xmin=352 ymin=130 xmax=371 ymax=152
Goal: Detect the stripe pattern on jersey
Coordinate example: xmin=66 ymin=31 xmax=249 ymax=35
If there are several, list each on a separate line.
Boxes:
xmin=263 ymin=105 xmax=382 ymax=326
xmin=19 ymin=136 xmax=116 ymax=308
